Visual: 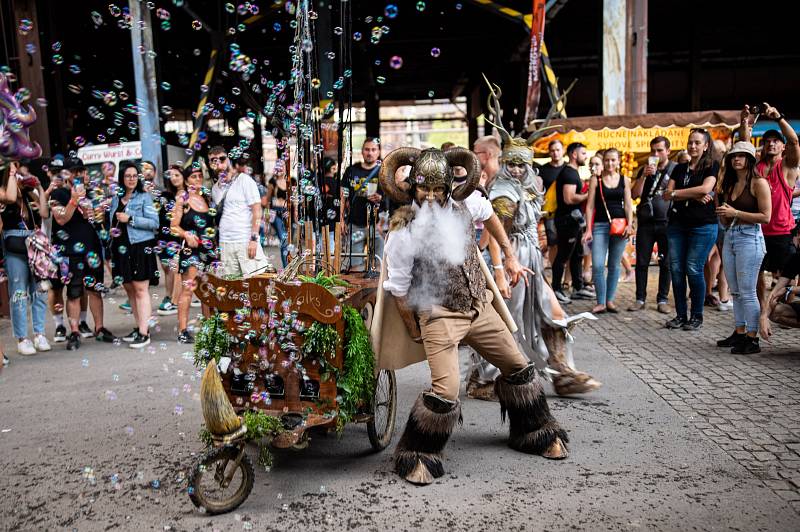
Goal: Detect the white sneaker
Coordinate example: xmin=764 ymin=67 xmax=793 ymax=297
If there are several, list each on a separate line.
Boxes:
xmin=33 ymin=334 xmax=52 ymax=352
xmin=718 ymin=299 xmax=733 ymax=311
xmin=17 ymin=338 xmax=36 ymax=356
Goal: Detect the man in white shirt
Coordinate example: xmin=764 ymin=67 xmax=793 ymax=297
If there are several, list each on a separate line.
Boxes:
xmin=378 ymin=147 xmax=568 ymax=486
xmin=209 ymin=146 xmax=271 ymax=277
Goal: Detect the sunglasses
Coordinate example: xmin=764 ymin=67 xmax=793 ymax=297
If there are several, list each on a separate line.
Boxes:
xmin=209 ymin=155 xmax=227 ymax=163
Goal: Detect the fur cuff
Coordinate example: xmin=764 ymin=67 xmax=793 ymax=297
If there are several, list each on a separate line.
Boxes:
xmin=394 ymin=393 xmax=461 ymax=483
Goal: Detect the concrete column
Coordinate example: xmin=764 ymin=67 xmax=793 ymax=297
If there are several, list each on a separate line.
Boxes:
xmin=602 ymin=0 xmax=626 ymax=116
xmin=626 ymin=0 xmax=647 ymax=115
xmin=129 ymin=0 xmax=163 ymax=183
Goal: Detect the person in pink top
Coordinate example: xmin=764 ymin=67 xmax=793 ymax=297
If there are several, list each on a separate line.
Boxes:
xmin=739 ymin=103 xmax=800 ymax=307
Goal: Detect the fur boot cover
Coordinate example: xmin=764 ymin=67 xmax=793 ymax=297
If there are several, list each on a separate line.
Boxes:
xmin=542 ymin=327 xmax=602 ymax=396
xmin=394 ymin=392 xmax=461 ymax=485
xmin=494 ymin=364 xmax=569 ymax=456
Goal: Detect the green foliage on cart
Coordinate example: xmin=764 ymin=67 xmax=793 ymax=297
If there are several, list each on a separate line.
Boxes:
xmin=198 ymin=410 xmax=284 ymax=470
xmin=337 ymin=305 xmax=376 ymax=432
xmin=297 ymin=271 xmax=351 ymax=290
xmin=193 ymin=314 xmax=231 ymax=368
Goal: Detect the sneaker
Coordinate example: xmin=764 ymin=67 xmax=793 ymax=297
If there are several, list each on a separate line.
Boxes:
xmin=53 ymin=325 xmax=67 ymax=343
xmin=656 ymin=302 xmax=671 ymax=314
xmin=704 ymin=294 xmax=720 ymax=307
xmin=717 ymin=299 xmax=733 ymax=311
xmin=627 ymin=301 xmax=645 ymax=312
xmin=78 ymin=321 xmax=95 ymax=338
xmin=177 ymin=330 xmax=195 ymax=344
xmin=129 ymin=332 xmax=150 ymax=349
xmin=2 ymin=354 xmax=8 ymax=367
xmin=665 ymin=316 xmax=687 ymax=329
xmin=33 ymin=334 xmax=51 ymax=352
xmin=554 ymin=290 xmax=572 ymax=304
xmin=190 ymin=299 xmax=201 ymax=308
xmin=157 ymin=297 xmax=178 ymax=316
xmin=682 ymin=316 xmax=703 ymax=331
xmin=119 ymin=300 xmax=132 ymax=312
xmin=717 ymin=331 xmax=746 ymax=348
xmin=17 ymin=338 xmax=36 ymax=356
xmin=67 ymin=332 xmax=81 ymax=351
xmin=122 ymin=329 xmax=138 ymax=343
xmin=731 ymin=336 xmax=761 ymax=354
xmin=572 ymin=288 xmax=595 ymax=300
xmin=95 ymin=327 xmax=117 ymax=343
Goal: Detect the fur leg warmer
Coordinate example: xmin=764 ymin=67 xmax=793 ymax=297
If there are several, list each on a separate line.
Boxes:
xmin=494 ymin=364 xmax=569 ymax=457
xmin=394 ymin=392 xmax=461 ymax=485
xmin=542 ymin=327 xmax=602 ymax=396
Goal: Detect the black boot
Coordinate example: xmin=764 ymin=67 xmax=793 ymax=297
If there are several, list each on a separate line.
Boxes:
xmin=394 ymin=392 xmax=461 ymax=485
xmin=494 ymin=364 xmax=569 ymax=459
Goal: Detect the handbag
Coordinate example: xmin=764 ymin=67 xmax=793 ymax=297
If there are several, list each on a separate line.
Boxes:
xmin=598 ymin=177 xmax=628 ymax=237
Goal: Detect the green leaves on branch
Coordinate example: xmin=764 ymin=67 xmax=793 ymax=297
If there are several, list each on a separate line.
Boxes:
xmin=193 ymin=313 xmax=230 ymax=368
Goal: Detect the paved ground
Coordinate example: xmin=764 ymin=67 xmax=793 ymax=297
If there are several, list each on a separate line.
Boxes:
xmin=0 ymin=266 xmax=798 ymax=531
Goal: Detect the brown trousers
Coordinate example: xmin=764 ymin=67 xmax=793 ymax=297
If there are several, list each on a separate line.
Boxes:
xmin=418 ymin=291 xmax=528 ymax=401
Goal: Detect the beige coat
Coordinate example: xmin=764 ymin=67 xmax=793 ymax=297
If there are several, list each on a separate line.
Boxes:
xmin=370 ymin=250 xmax=517 ymax=370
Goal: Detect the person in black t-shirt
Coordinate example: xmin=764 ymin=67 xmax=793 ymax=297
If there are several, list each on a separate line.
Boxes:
xmin=539 ymin=139 xmax=566 ymax=264
xmin=49 ymin=159 xmax=115 ymax=350
xmin=663 ymin=129 xmax=720 ymax=331
xmin=583 ymin=148 xmax=635 ymax=314
xmin=550 ymin=142 xmax=592 ymax=304
xmin=342 ymin=138 xmax=383 ymax=271
xmin=760 ymin=226 xmax=800 ymax=338
xmin=629 ymin=136 xmax=676 ymax=313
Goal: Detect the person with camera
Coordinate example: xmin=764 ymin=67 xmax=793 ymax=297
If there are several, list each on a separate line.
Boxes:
xmin=48 ymin=159 xmax=115 ymax=350
xmin=343 ymin=138 xmax=383 ymax=272
xmin=739 ymin=103 xmax=800 ymax=308
xmin=629 ymin=136 xmax=676 ymax=313
xmin=1 ymin=161 xmax=53 ymax=355
xmin=551 ymin=142 xmax=593 ymax=303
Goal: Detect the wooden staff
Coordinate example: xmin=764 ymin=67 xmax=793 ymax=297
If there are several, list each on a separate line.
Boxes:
xmin=321 ymin=225 xmax=331 ymax=273
xmin=334 ymin=221 xmax=342 ymax=273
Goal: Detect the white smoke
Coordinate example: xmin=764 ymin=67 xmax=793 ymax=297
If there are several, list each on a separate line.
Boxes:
xmin=396 ymin=201 xmax=473 ymax=310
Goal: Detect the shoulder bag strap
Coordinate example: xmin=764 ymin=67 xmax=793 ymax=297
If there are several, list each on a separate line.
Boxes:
xmin=597 ymin=176 xmax=613 ymax=221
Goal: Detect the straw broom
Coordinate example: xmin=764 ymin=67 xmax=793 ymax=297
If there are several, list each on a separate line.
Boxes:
xmin=200 ymin=359 xmax=242 ymax=436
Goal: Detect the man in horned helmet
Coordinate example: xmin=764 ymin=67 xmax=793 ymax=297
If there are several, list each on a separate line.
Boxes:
xmin=467 ymin=80 xmax=602 ymax=400
xmin=376 ymin=146 xmax=569 ymax=486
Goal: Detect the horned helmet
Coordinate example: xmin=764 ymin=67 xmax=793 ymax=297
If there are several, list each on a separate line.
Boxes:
xmin=379 ymin=147 xmax=480 ymax=204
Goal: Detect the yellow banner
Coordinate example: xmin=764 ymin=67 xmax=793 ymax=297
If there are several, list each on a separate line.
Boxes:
xmin=533 ymin=126 xmax=732 ymax=154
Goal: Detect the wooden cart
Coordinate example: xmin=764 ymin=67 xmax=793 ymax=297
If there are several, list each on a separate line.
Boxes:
xmin=187 ymin=272 xmax=396 ymax=514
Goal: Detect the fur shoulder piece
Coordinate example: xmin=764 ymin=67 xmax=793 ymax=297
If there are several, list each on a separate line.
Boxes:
xmin=389 ymin=205 xmax=416 ymax=231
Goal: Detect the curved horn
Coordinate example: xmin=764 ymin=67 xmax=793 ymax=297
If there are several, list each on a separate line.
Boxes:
xmin=446 ymin=148 xmax=480 ymax=201
xmin=482 ymin=74 xmax=511 ymax=145
xmin=379 ymin=147 xmax=420 ymax=204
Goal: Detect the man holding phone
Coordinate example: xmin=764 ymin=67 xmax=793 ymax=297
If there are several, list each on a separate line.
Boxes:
xmin=629 ymin=136 xmax=676 ymax=313
xmin=48 ymin=158 xmax=115 ymax=350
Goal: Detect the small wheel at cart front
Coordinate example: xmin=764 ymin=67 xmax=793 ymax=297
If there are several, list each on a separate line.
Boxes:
xmin=367 ymin=369 xmax=397 ymax=451
xmin=188 ymin=444 xmax=254 ymax=515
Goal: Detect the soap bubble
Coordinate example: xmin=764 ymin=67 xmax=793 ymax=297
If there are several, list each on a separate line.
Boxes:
xmin=385 ymin=4 xmax=398 ymax=18
xmin=430 ymin=47 xmax=441 ymax=58
xmin=390 ymin=56 xmax=403 ymax=69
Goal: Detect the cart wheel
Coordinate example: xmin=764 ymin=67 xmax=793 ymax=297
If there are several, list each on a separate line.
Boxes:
xmin=367 ymin=369 xmax=397 ymax=451
xmin=188 ymin=444 xmax=254 ymax=515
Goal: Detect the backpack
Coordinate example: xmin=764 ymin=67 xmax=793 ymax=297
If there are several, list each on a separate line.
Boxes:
xmin=541 ymin=181 xmax=558 ymax=219
xmin=25 ymin=228 xmax=59 ymax=288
